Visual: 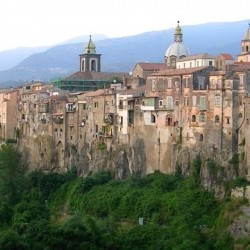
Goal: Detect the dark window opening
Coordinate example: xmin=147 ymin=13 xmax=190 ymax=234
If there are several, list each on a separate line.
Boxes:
xmin=151 ymin=114 xmax=156 ymax=123
xmin=200 ymin=134 xmax=204 ymax=142
xmin=215 ymin=115 xmax=220 ymax=123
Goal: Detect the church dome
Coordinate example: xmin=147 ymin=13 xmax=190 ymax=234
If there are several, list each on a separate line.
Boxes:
xmin=165 ymin=42 xmax=190 ymax=59
xmin=164 ymin=21 xmax=191 ymax=67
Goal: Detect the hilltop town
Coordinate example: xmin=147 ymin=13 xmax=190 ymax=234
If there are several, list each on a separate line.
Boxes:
xmin=1 ymin=22 xmax=250 ymax=192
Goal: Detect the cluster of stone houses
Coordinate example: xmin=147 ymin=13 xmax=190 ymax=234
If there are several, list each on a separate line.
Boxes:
xmin=1 ymin=22 xmax=250 ymax=177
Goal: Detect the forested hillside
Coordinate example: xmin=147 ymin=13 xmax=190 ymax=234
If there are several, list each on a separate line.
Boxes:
xmin=0 ymin=144 xmax=249 ymax=249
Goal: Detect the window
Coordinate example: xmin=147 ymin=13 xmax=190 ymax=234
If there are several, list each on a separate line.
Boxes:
xmin=170 ymin=57 xmax=176 ymax=67
xmin=151 ymin=114 xmax=156 ymax=123
xmin=66 ymin=103 xmax=75 ymax=111
xmin=159 ymin=100 xmax=163 ymax=107
xmin=184 ymin=97 xmax=189 ymax=106
xmin=209 ymin=61 xmax=213 ymax=66
xmin=192 ymin=115 xmax=196 ymax=122
xmin=239 ymin=95 xmax=243 ymax=106
xmin=192 ymin=96 xmax=197 ymax=107
xmin=226 ymin=117 xmax=230 ymax=124
xmin=167 ymin=79 xmax=172 ymax=88
xmin=239 ymin=74 xmax=244 ymax=85
xmin=199 ymin=96 xmax=206 ymax=110
xmin=119 ymin=100 xmax=123 ymax=109
xmin=81 ymin=60 xmax=85 ymax=71
xmin=91 ymin=60 xmax=96 ymax=71
xmin=152 ymin=79 xmax=157 ymax=91
xmin=198 ymin=77 xmax=205 ymax=89
xmin=239 ymin=113 xmax=243 ymax=118
xmin=215 ymin=115 xmax=220 ymax=123
xmin=214 ymin=93 xmax=221 ymax=106
xmin=83 ymin=103 xmax=87 ymax=110
xmin=94 ymin=102 xmax=98 ymax=108
xmin=166 ymin=116 xmax=172 ymax=126
xmin=200 ymin=134 xmax=204 ymax=141
xmin=217 ymin=79 xmax=222 ymax=89
xmin=199 ymin=113 xmax=205 ymax=122
xmin=166 ymin=96 xmax=173 ymax=110
xmin=184 ymin=78 xmax=189 ymax=88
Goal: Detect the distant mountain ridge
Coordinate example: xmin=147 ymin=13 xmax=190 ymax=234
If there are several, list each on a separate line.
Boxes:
xmin=0 ymin=20 xmax=247 ymax=87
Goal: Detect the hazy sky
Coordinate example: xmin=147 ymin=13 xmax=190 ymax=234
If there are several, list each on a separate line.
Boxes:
xmin=0 ymin=0 xmax=249 ymax=52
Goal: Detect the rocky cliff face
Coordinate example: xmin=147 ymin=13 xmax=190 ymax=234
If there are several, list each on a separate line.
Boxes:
xmin=18 ymin=129 xmax=243 ymax=200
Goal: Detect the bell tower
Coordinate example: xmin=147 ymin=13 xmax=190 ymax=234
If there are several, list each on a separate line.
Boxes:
xmin=237 ymin=23 xmax=250 ymax=62
xmin=79 ymin=35 xmax=101 ymax=72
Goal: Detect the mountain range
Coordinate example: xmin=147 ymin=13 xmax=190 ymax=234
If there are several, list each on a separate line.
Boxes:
xmin=0 ymin=20 xmax=247 ymax=88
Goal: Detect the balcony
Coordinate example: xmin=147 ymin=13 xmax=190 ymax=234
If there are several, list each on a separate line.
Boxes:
xmin=98 ymin=131 xmax=113 ymax=138
xmin=52 ymin=115 xmax=64 ymax=124
xmin=66 ymin=103 xmax=76 ymax=112
xmin=38 ymin=106 xmax=49 ymax=113
xmin=99 ymin=124 xmax=113 ymax=138
xmin=40 ymin=117 xmax=47 ymax=123
xmin=104 ymin=113 xmax=114 ymax=125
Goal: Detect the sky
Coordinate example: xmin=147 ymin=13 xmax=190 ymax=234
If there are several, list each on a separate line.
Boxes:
xmin=0 ymin=0 xmax=249 ymax=52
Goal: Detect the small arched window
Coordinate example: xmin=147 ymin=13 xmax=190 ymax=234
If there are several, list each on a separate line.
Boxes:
xmin=239 ymin=113 xmax=243 ymax=118
xmin=215 ymin=115 xmax=220 ymax=123
xmin=192 ymin=115 xmax=196 ymax=122
xmin=81 ymin=60 xmax=85 ymax=72
xmin=199 ymin=113 xmax=206 ymax=123
xmin=91 ymin=60 xmax=96 ymax=71
xmin=151 ymin=114 xmax=156 ymax=123
xmin=166 ymin=116 xmax=172 ymax=126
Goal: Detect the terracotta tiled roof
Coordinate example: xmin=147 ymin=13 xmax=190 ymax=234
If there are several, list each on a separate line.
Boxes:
xmin=117 ymin=85 xmax=146 ymax=96
xmin=231 ymin=62 xmax=250 ymax=71
xmin=84 ymin=89 xmax=105 ymax=97
xmin=217 ymin=54 xmax=234 ymax=60
xmin=149 ymin=66 xmax=213 ymax=76
xmin=135 ymin=63 xmax=168 ymax=71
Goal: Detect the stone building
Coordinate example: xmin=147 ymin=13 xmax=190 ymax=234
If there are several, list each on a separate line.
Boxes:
xmin=6 ymin=22 xmax=250 ymax=179
xmin=176 ymin=53 xmax=216 ymax=69
xmin=0 ymin=88 xmax=19 ymax=140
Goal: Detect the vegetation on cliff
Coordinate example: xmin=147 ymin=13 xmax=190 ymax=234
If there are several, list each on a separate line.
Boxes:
xmin=0 ymin=145 xmax=249 ymax=249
